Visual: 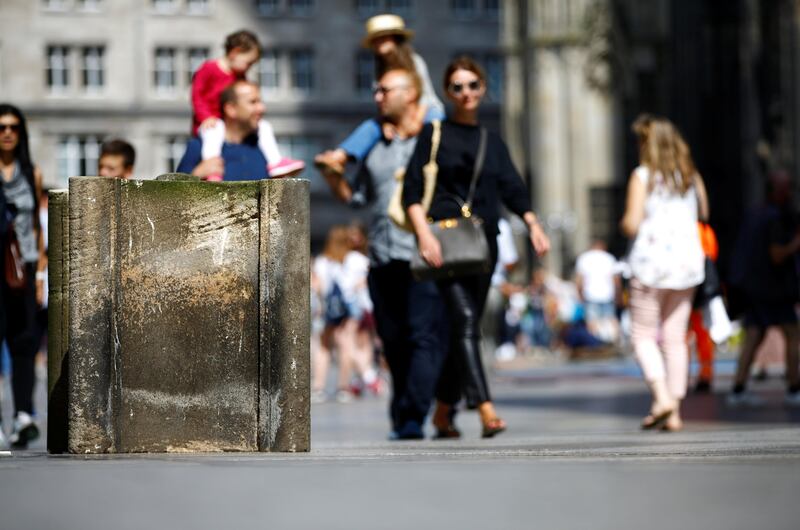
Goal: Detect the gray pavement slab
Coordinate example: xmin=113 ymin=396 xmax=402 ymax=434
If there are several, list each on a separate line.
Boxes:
xmin=1 ymin=358 xmax=799 ymax=530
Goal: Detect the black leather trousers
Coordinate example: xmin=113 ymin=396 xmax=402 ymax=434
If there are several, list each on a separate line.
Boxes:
xmin=435 ymin=236 xmax=497 ymax=409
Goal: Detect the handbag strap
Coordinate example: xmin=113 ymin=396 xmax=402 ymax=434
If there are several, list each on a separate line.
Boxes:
xmin=462 ymin=127 xmax=487 ymax=218
xmin=429 ymin=120 xmax=441 ymax=165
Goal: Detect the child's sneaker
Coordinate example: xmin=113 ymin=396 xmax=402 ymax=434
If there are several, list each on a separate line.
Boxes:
xmin=268 ymin=158 xmax=305 ymax=178
xmin=9 ymin=411 xmax=39 ymax=449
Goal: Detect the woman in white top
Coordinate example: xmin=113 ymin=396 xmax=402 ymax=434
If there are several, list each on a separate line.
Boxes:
xmin=620 ymin=115 xmax=709 ymax=432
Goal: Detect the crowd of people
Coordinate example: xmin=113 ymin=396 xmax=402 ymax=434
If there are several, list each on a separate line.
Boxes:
xmin=2 ymin=13 xmax=799 ymax=449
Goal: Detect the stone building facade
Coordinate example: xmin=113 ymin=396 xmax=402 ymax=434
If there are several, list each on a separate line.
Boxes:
xmin=0 ymin=0 xmax=503 ymax=246
xmin=503 ymin=0 xmax=800 ymax=276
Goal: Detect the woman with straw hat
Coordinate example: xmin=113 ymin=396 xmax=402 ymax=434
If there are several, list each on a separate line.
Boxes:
xmin=314 ymin=14 xmax=444 ymax=177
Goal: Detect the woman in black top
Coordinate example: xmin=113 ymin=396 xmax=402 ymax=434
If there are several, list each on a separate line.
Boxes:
xmin=403 ymin=57 xmax=549 ymax=438
xmin=0 ymin=103 xmax=47 ymax=449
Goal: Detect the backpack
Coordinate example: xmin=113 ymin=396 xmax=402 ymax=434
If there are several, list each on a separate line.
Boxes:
xmin=324 ymin=281 xmax=349 ymax=326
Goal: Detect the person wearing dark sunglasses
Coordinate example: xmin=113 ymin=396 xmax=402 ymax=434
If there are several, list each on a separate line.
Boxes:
xmin=403 ymin=56 xmax=550 ymax=439
xmin=0 ymin=103 xmax=47 ymax=450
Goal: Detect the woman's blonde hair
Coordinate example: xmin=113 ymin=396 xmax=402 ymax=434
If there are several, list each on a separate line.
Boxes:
xmin=632 ymin=114 xmax=697 ymax=195
xmin=322 ymin=225 xmax=350 ymax=263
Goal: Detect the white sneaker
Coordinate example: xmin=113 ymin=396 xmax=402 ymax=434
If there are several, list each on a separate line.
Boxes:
xmin=9 ymin=411 xmax=40 ymax=449
xmin=726 ymin=391 xmax=766 ymax=408
xmin=310 ymin=390 xmax=328 ymax=404
xmin=784 ymin=392 xmax=800 ymax=408
xmin=335 ymin=390 xmax=353 ymax=404
xmin=0 ymin=429 xmax=8 ymax=451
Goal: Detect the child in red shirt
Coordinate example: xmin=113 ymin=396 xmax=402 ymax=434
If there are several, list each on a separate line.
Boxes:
xmin=191 ymin=30 xmax=304 ymax=179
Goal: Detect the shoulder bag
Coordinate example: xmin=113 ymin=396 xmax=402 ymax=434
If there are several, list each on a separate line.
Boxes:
xmin=410 ymin=127 xmax=492 ymax=281
xmin=387 ymin=120 xmax=441 ymax=232
xmin=4 ymin=222 xmax=27 ymax=291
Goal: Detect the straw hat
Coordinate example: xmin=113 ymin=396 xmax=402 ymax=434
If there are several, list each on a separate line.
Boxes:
xmin=361 ymin=14 xmax=414 ymax=48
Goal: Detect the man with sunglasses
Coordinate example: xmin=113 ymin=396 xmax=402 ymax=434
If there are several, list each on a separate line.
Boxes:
xmin=320 ymin=68 xmax=446 ymax=440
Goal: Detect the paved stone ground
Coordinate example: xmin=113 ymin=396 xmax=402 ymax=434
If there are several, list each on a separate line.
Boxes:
xmin=1 ymin=357 xmax=798 ymax=530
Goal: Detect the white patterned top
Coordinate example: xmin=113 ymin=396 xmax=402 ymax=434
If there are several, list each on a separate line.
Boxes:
xmin=627 ymin=165 xmax=705 ymax=290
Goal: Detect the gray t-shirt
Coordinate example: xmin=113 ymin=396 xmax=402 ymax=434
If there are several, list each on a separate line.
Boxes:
xmin=356 ymin=135 xmax=418 ymax=266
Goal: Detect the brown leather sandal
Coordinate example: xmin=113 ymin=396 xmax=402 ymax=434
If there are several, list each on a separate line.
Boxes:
xmin=481 ymin=418 xmax=507 ymax=438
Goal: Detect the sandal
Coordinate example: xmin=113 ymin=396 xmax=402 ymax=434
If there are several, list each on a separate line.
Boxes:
xmin=641 ymin=402 xmax=674 ymax=430
xmin=481 ymin=418 xmax=507 ymax=438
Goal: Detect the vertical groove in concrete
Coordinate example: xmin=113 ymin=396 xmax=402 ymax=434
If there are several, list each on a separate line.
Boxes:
xmin=259 ymin=179 xmax=311 ymax=452
xmin=68 ymin=177 xmax=118 ymax=453
xmin=47 ymin=190 xmax=69 ymax=454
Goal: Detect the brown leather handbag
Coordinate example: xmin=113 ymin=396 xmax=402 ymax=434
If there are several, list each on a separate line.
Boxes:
xmin=5 ymin=224 xmax=27 ymax=290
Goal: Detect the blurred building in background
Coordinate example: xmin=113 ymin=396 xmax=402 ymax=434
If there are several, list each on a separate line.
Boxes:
xmin=4 ymin=0 xmax=799 ymax=264
xmin=0 ymin=0 xmax=502 ymax=249
xmin=504 ymin=0 xmax=800 ymax=277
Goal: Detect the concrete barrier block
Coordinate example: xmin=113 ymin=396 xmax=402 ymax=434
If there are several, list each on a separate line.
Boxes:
xmin=58 ymin=177 xmax=309 ymax=453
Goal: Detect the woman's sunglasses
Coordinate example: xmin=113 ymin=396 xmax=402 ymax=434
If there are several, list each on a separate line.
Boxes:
xmin=448 ymin=80 xmax=482 ymax=94
xmin=0 ymin=124 xmax=20 ymax=133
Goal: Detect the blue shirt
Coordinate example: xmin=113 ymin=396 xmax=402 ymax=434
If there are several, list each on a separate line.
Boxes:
xmin=176 ymin=134 xmax=270 ymax=181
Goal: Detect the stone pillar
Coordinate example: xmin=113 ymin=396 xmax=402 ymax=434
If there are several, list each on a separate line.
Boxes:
xmin=47 ymin=190 xmax=69 ymax=454
xmin=50 ymin=177 xmax=310 ymax=454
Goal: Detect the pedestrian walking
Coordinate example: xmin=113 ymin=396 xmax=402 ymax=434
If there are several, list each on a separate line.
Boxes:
xmin=191 ymin=29 xmax=304 ymax=179
xmin=403 ymin=56 xmax=550 ymax=438
xmin=575 ymin=239 xmax=621 ymax=344
xmin=727 ymin=170 xmax=800 ymax=407
xmin=0 ymin=103 xmax=47 ymax=449
xmin=320 ymin=66 xmax=446 ymax=439
xmin=314 ymin=14 xmax=444 ymax=177
xmin=620 ymin=114 xmax=709 ymax=432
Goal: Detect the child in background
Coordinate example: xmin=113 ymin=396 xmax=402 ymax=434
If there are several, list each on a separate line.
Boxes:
xmin=314 ymin=14 xmax=444 ymax=176
xmin=191 ymin=29 xmax=304 ymax=180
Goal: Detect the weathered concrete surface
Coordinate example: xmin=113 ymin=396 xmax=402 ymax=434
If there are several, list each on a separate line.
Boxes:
xmin=57 ymin=177 xmax=309 ymax=453
xmin=68 ymin=178 xmax=117 ymax=454
xmin=46 ymin=190 xmax=69 ymax=454
xmin=116 ymin=180 xmax=261 ymax=452
xmin=259 ymin=179 xmax=310 ymax=452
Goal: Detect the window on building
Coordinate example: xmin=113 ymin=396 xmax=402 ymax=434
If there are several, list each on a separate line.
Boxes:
xmin=451 ymin=0 xmax=477 ymax=18
xmin=154 ymin=47 xmax=177 ymax=92
xmin=483 ymin=0 xmax=499 ymax=17
xmin=387 ymin=0 xmax=412 ymax=17
xmin=166 ymin=135 xmax=189 ymax=172
xmin=290 ymin=50 xmax=314 ymax=92
xmin=152 ymin=0 xmax=178 ymax=12
xmin=355 ymin=0 xmax=380 ymax=18
xmin=288 ymin=0 xmax=314 ymax=16
xmin=255 ymin=0 xmax=280 ymax=16
xmin=258 ymin=51 xmax=281 ymax=93
xmin=77 ymin=0 xmax=103 ymax=10
xmin=355 ymin=51 xmax=374 ymax=96
xmin=186 ymin=0 xmax=209 ymax=14
xmin=483 ymin=54 xmax=503 ymax=102
xmin=187 ymin=47 xmax=209 ymax=85
xmin=276 ymin=136 xmax=325 ymax=192
xmin=47 ymin=45 xmax=70 ymax=92
xmin=82 ymin=46 xmax=105 ymax=91
xmin=57 ymin=135 xmax=101 ymax=185
xmin=43 ymin=0 xmax=70 ymax=10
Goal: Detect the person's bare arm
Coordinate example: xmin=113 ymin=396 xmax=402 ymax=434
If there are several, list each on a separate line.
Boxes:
xmin=620 ymin=170 xmax=646 ymax=237
xmin=320 ymin=169 xmax=353 ymax=203
xmin=695 ymin=173 xmax=710 ymax=222
xmin=34 ymin=166 xmax=47 ymax=306
xmin=407 ymin=203 xmax=442 ymax=268
xmin=770 ymin=231 xmax=800 ymax=264
xmin=190 ymin=157 xmax=225 ymax=180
